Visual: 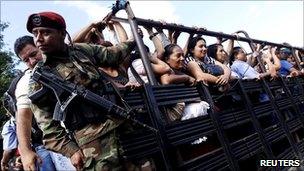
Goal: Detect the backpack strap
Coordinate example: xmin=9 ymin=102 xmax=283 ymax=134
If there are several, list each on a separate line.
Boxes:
xmin=3 ymin=69 xmax=28 ymax=116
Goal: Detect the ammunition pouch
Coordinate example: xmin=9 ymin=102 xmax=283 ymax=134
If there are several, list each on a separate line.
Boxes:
xmin=31 ymin=118 xmax=43 ymax=145
xmin=63 ymin=97 xmax=109 ymax=131
xmin=29 ymin=85 xmax=109 ymax=131
xmin=29 ymin=85 xmax=54 ymax=107
xmin=59 ymin=81 xmax=116 ymax=131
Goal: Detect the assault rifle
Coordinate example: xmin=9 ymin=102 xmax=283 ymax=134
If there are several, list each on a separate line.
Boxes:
xmin=30 ymin=65 xmax=157 ymax=132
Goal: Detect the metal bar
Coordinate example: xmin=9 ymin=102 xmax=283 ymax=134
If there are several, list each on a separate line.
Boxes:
xmin=291 ymin=48 xmax=303 ymax=70
xmin=237 ymin=80 xmax=275 ymax=161
xmin=237 ymin=30 xmax=267 ymax=73
xmin=124 ymin=3 xmax=157 ymax=85
xmin=112 ymin=16 xmax=304 ymax=51
xmin=277 ymin=77 xmax=304 ymax=129
xmin=142 ymin=84 xmax=173 ymax=171
xmin=221 ymin=30 xmax=268 ymax=73
xmin=259 ymin=77 xmax=303 ymax=159
xmin=196 ymin=83 xmax=240 ymax=171
xmin=221 ymin=30 xmax=255 ymax=44
xmin=235 ymin=30 xmax=256 ymax=51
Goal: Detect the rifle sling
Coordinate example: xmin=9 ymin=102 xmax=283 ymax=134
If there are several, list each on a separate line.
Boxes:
xmin=69 ymin=46 xmax=134 ymax=113
xmin=98 ymin=70 xmax=133 ymax=112
xmin=130 ymin=64 xmax=145 ymax=85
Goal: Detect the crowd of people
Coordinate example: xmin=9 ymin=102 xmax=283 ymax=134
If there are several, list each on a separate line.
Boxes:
xmin=1 ymin=10 xmax=304 ymax=171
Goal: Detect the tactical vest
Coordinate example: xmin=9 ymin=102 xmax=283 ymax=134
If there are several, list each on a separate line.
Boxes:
xmin=2 ymin=70 xmax=43 ymax=144
xmin=31 ymin=44 xmax=117 ymax=131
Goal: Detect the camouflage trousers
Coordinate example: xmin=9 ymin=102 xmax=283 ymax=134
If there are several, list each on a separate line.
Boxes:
xmin=80 ymin=129 xmax=121 ymax=171
xmin=78 ymin=128 xmax=155 ymax=171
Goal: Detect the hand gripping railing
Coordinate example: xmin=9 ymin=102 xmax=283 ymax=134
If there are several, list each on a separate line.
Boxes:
xmin=111 ymin=16 xmax=304 ymax=51
xmin=111 ymin=1 xmax=172 ymax=170
xmin=113 ymin=0 xmax=157 ymax=85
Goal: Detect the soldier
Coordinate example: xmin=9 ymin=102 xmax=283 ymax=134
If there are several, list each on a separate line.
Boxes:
xmin=26 ymin=11 xmax=136 ymax=170
xmin=14 ymin=35 xmax=75 ymax=171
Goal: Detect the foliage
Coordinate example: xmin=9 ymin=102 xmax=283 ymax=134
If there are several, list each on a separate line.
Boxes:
xmin=0 ymin=22 xmax=20 ymax=125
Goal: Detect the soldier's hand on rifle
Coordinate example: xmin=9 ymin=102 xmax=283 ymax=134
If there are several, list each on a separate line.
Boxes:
xmin=21 ymin=150 xmax=42 ymax=171
xmin=71 ymin=150 xmax=85 ymax=171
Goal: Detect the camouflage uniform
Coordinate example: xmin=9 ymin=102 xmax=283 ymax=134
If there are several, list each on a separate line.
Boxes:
xmin=29 ymin=42 xmax=135 ymax=170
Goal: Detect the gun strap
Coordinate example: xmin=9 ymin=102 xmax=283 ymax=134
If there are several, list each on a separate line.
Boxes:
xmin=130 ymin=64 xmax=145 ymax=85
xmin=69 ymin=46 xmax=133 ymax=111
xmin=106 ymin=76 xmax=133 ymax=112
xmin=95 ymin=67 xmax=132 ymax=112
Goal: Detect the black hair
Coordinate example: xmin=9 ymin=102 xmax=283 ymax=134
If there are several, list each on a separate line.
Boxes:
xmin=279 ymin=47 xmax=292 ymax=60
xmin=229 ymin=46 xmax=242 ymax=65
xmin=163 ymin=44 xmax=179 ymax=61
xmin=187 ymin=36 xmax=206 ymax=57
xmin=100 ymin=41 xmax=113 ymax=47
xmin=298 ymin=49 xmax=304 ymax=62
xmin=130 ymin=45 xmax=150 ymax=62
xmin=14 ymin=35 xmax=35 ymax=57
xmin=207 ymin=43 xmax=222 ymax=59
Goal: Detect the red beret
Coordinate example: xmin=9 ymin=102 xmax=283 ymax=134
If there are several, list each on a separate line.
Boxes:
xmin=26 ymin=11 xmax=66 ymax=33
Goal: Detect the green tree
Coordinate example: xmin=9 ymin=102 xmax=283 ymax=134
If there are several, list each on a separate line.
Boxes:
xmin=0 ymin=22 xmax=19 ymax=123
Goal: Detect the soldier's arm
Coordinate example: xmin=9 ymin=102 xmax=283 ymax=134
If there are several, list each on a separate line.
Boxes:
xmin=93 ymin=41 xmax=136 ymax=66
xmin=30 ymin=104 xmax=80 ymax=158
xmin=73 ymin=22 xmax=105 ymax=43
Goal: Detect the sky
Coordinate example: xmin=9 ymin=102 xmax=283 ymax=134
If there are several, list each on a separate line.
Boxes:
xmin=1 ymin=0 xmax=303 ymax=70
